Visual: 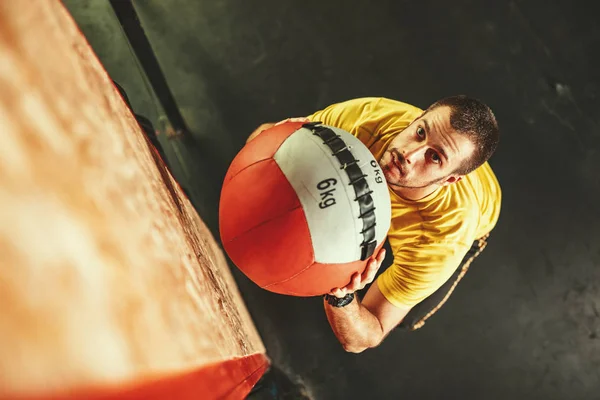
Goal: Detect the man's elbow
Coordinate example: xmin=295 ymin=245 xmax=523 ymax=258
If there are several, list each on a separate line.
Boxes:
xmin=342 ymin=343 xmax=367 ymax=353
xmin=342 ymin=336 xmax=383 ymax=353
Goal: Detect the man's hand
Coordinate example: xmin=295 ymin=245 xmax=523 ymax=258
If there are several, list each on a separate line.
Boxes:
xmin=274 ymin=117 xmax=309 ymax=126
xmin=246 ymin=122 xmax=275 ymax=143
xmin=246 ymin=117 xmax=309 ymax=143
xmin=329 ymin=247 xmax=386 ymax=298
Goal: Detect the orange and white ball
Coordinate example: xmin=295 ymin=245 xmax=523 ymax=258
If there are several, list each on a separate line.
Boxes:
xmin=219 ymin=121 xmax=391 ymax=296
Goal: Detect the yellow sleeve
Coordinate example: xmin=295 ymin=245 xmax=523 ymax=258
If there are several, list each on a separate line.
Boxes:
xmin=376 ymin=241 xmax=471 ymax=308
xmin=307 ymin=97 xmax=423 ymax=148
xmin=306 ymin=97 xmax=382 ymax=145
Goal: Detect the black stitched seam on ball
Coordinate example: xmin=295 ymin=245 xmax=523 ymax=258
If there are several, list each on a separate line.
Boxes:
xmin=339 ymin=161 xmax=358 ymax=169
xmin=359 ymin=207 xmax=376 ymax=218
xmin=355 ymin=190 xmax=374 ymax=200
xmin=348 ymin=174 xmax=368 ymax=185
xmin=304 ymin=122 xmax=378 ymax=261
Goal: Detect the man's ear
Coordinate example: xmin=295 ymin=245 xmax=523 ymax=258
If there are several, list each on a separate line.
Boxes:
xmin=442 ymin=175 xmax=463 ymax=186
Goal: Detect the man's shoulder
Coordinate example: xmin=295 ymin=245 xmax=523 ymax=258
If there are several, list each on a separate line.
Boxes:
xmin=417 ymin=162 xmax=502 ymax=239
xmin=464 ymin=161 xmax=501 ymax=188
xmin=333 ymin=97 xmax=423 ymax=117
xmin=388 ymin=186 xmax=480 ymax=245
xmin=369 ymin=97 xmax=424 ymax=117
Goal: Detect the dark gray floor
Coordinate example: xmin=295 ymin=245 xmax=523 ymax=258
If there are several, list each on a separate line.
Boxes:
xmin=65 ymin=1 xmax=600 ymax=398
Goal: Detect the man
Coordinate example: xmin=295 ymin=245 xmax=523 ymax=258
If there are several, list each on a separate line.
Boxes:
xmin=248 ymin=96 xmax=501 ymax=353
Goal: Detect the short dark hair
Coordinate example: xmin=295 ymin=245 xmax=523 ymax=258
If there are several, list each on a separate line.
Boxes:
xmin=427 ymin=95 xmax=499 ymax=175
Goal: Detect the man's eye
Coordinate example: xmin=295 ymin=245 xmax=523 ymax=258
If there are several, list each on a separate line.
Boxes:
xmin=416 ymin=126 xmax=425 ymax=139
xmin=431 ymin=152 xmax=441 ymax=164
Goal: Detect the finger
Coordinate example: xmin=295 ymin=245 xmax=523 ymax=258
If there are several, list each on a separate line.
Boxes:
xmin=369 ymin=249 xmax=386 ymax=276
xmin=344 ymin=272 xmax=362 ymax=293
xmin=290 ymin=117 xmax=309 ymax=123
xmin=377 ymin=248 xmax=387 ymax=264
xmin=361 ymin=259 xmax=379 ymax=285
xmin=349 ymin=272 xmax=361 ymax=291
xmin=276 ymin=117 xmax=309 ymax=126
xmin=330 ymin=288 xmax=345 ymax=298
xmin=364 ymin=257 xmax=379 ymax=277
xmin=360 ymin=261 xmax=372 ymax=281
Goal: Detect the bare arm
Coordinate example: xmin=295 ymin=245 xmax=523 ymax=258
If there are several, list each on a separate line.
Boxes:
xmin=324 ymin=248 xmax=412 ymax=353
xmin=324 ymin=292 xmax=384 ymax=352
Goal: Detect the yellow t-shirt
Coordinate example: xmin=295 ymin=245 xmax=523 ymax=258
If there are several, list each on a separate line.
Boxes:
xmin=308 ymin=97 xmax=502 ymax=308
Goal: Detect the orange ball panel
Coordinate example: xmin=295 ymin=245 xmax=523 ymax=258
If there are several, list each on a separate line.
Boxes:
xmin=264 ymin=241 xmax=385 ymax=296
xmin=220 ymin=159 xmax=301 ymax=242
xmin=225 ymin=206 xmax=315 ymax=289
xmin=223 ymin=122 xmax=306 ymax=185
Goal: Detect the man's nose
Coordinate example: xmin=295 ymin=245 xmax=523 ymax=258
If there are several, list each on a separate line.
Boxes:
xmin=402 ymin=143 xmax=426 ymax=164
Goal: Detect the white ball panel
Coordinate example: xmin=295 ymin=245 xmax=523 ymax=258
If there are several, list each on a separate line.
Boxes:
xmin=274 ymin=128 xmax=360 ymax=263
xmin=274 ymin=125 xmax=392 ymax=263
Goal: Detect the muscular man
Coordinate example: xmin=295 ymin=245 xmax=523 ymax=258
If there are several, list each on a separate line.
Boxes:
xmin=248 ymin=96 xmax=501 ymax=353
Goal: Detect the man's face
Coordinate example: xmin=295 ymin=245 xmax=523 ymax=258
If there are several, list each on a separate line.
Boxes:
xmin=379 ymin=106 xmax=476 ymax=190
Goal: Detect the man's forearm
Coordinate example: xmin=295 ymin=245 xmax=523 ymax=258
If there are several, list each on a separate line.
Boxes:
xmin=324 ymin=295 xmax=384 ymax=353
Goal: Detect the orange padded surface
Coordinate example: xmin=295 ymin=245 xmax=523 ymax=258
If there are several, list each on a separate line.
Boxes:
xmin=0 ymin=1 xmax=266 ymax=399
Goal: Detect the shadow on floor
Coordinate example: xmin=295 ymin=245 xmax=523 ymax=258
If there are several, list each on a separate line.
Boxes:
xmin=247 ymin=366 xmax=312 ymax=400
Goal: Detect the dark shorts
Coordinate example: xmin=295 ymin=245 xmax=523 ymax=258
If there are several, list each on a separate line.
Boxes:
xmin=374 ymin=234 xmax=490 ymax=331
